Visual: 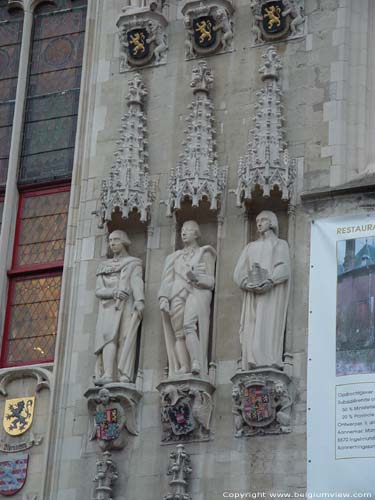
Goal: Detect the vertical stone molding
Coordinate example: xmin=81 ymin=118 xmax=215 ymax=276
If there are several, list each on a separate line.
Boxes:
xmin=92 ymin=451 xmax=119 ymax=500
xmin=96 ymin=73 xmax=155 ymax=226
xmin=164 ymin=444 xmax=192 ymax=500
xmin=235 ymin=46 xmax=296 ymax=206
xmin=165 ymin=61 xmax=227 ymax=215
xmin=182 ymin=0 xmax=234 ymax=59
xmin=117 ymin=7 xmax=168 ymax=72
xmin=250 ymin=0 xmax=305 ymax=46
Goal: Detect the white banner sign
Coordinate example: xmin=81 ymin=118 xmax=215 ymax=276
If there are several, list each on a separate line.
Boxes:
xmin=308 ymin=215 xmax=375 ymax=496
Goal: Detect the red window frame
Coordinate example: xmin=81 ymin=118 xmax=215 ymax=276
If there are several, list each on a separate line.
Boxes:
xmin=1 ymin=183 xmax=70 ymax=367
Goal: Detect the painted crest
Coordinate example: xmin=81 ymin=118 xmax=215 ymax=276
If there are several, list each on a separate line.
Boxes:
xmin=166 ymin=401 xmax=196 ymax=436
xmin=127 ymin=28 xmax=150 ymax=60
xmin=3 ymin=398 xmax=35 ymax=437
xmin=193 ymin=16 xmax=217 ymax=49
xmin=0 ymin=454 xmax=28 ymax=496
xmin=95 ymin=408 xmax=120 ymax=442
xmin=261 ymin=0 xmax=289 ymax=39
xmin=242 ymin=383 xmax=275 ymax=427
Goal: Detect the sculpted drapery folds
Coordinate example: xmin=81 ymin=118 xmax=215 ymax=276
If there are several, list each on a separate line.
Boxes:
xmin=159 ymin=221 xmax=216 ymax=378
xmin=234 ymin=211 xmax=290 ymax=370
xmin=95 ymin=230 xmax=145 ymax=385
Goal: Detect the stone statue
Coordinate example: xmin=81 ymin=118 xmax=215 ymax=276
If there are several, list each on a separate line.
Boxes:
xmin=233 ymin=211 xmax=290 ymax=370
xmin=95 ymin=230 xmax=144 ymax=385
xmin=158 ymin=221 xmax=216 ymax=378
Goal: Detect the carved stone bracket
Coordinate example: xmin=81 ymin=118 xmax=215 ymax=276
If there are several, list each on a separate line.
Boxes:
xmin=235 ymin=46 xmax=296 ymax=206
xmin=164 ymin=444 xmax=192 ymax=500
xmin=117 ymin=8 xmax=168 ymax=72
xmin=92 ymin=451 xmax=118 ymax=500
xmin=250 ymin=0 xmax=305 ymax=46
xmin=182 ymin=0 xmax=234 ymax=59
xmin=96 ymin=73 xmax=155 ymax=226
xmin=0 ymin=367 xmax=51 ymax=396
xmin=231 ymin=368 xmax=295 ymax=437
xmin=85 ymin=384 xmax=142 ymax=451
xmin=165 ymin=61 xmax=227 ymax=215
xmin=157 ymin=377 xmax=215 ymax=444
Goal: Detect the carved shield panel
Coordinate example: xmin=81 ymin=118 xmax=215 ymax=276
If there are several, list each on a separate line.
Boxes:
xmin=167 ymin=401 xmax=195 ymax=436
xmin=95 ymin=408 xmax=120 ymax=442
xmin=193 ymin=16 xmax=217 ymax=49
xmin=0 ymin=454 xmax=28 ymax=496
xmin=242 ymin=384 xmax=275 ymax=427
xmin=261 ymin=1 xmax=288 ymax=39
xmin=127 ymin=28 xmax=150 ymax=60
xmin=3 ymin=398 xmax=35 ymax=437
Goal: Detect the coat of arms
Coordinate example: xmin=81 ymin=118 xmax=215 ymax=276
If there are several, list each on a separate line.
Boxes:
xmin=95 ymin=408 xmax=120 ymax=442
xmin=3 ymin=398 xmax=35 ymax=437
xmin=166 ymin=401 xmax=196 ymax=436
xmin=242 ymin=383 xmax=275 ymax=427
xmin=0 ymin=454 xmax=29 ymax=496
xmin=127 ymin=28 xmax=150 ymax=60
xmin=193 ymin=16 xmax=217 ymax=49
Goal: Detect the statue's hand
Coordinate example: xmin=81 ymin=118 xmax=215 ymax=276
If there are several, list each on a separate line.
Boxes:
xmin=253 ymin=279 xmax=273 ymax=294
xmin=113 ymin=289 xmax=129 ymax=301
xmin=134 ymin=300 xmax=144 ymax=319
xmin=159 ymin=297 xmax=170 ymax=313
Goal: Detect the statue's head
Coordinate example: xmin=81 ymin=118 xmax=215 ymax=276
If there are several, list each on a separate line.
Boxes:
xmin=108 ymin=230 xmax=131 ymax=257
xmin=98 ymin=388 xmax=110 ymax=405
xmin=181 ymin=220 xmax=201 ymax=244
xmin=256 ymin=211 xmax=279 ymax=237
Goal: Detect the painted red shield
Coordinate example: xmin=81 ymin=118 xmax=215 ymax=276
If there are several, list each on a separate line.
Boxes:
xmin=242 ymin=384 xmax=275 ymax=427
xmin=0 ymin=454 xmax=28 ymax=496
xmin=95 ymin=408 xmax=120 ymax=441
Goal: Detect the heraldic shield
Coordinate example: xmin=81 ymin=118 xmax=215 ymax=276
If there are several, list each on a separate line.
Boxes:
xmin=193 ymin=16 xmax=217 ymax=49
xmin=242 ymin=383 xmax=275 ymax=428
xmin=261 ymin=1 xmax=288 ymax=38
xmin=95 ymin=408 xmax=120 ymax=442
xmin=127 ymin=28 xmax=150 ymax=60
xmin=167 ymin=401 xmax=196 ymax=436
xmin=3 ymin=398 xmax=35 ymax=437
xmin=0 ymin=454 xmax=28 ymax=496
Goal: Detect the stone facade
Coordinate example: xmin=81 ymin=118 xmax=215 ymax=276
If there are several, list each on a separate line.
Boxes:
xmin=0 ymin=0 xmax=375 ymax=499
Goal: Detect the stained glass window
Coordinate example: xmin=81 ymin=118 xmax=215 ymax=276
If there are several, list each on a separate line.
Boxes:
xmin=0 ymin=199 xmax=3 ymax=233
xmin=16 ymin=191 xmax=69 ymax=267
xmin=0 ymin=1 xmax=23 ymax=186
xmin=19 ymin=1 xmax=87 ymax=183
xmin=2 ymin=274 xmax=61 ymax=365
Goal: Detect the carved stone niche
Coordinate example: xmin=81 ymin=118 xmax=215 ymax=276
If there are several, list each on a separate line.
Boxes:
xmin=117 ymin=7 xmax=168 ymax=72
xmin=85 ymin=385 xmax=141 ymax=451
xmin=182 ymin=0 xmax=234 ymax=59
xmin=231 ymin=368 xmax=295 ymax=437
xmin=250 ymin=0 xmax=305 ymax=46
xmin=157 ymin=377 xmax=215 ymax=444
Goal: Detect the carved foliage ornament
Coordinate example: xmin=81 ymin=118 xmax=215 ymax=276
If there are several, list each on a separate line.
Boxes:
xmin=92 ymin=451 xmax=118 ymax=500
xmin=182 ymin=0 xmax=234 ymax=59
xmin=158 ymin=380 xmax=214 ymax=443
xmin=231 ymin=369 xmax=294 ymax=437
xmin=117 ymin=9 xmax=168 ymax=71
xmin=235 ymin=46 xmax=295 ymax=205
xmin=96 ymin=73 xmax=155 ymax=226
xmin=250 ymin=0 xmax=305 ymax=45
xmin=165 ymin=61 xmax=227 ymax=215
xmin=164 ymin=444 xmax=192 ymax=500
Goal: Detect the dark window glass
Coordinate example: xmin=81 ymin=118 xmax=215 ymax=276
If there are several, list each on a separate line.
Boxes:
xmin=0 ymin=199 xmax=3 ymax=232
xmin=19 ymin=2 xmax=87 ymax=184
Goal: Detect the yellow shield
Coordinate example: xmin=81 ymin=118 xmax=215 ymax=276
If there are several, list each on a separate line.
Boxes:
xmin=3 ymin=397 xmax=35 ymax=436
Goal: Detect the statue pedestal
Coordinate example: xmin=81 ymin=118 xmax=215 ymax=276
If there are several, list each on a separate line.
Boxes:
xmin=84 ymin=384 xmax=142 ymax=451
xmin=157 ymin=376 xmax=215 ymax=444
xmin=231 ymin=367 xmax=295 ymax=437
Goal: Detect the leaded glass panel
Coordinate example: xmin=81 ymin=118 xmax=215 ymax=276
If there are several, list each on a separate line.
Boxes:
xmin=0 ymin=4 xmax=23 ymax=187
xmin=16 ymin=191 xmax=70 ymax=267
xmin=5 ymin=275 xmax=61 ymax=365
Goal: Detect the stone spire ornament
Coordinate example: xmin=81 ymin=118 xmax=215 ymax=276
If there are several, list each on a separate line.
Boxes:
xmin=92 ymin=451 xmax=118 ymax=500
xmin=96 ymin=73 xmax=155 ymax=227
xmin=165 ymin=61 xmax=227 ymax=215
xmin=164 ymin=444 xmax=192 ymax=500
xmin=235 ymin=46 xmax=295 ymax=206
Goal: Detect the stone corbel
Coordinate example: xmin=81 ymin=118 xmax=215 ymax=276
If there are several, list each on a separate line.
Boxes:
xmin=182 ymin=0 xmax=234 ymax=59
xmin=85 ymin=384 xmax=142 ymax=451
xmin=157 ymin=377 xmax=215 ymax=444
xmin=117 ymin=7 xmax=168 ymax=72
xmin=250 ymin=0 xmax=305 ymax=46
xmin=231 ymin=368 xmax=295 ymax=437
